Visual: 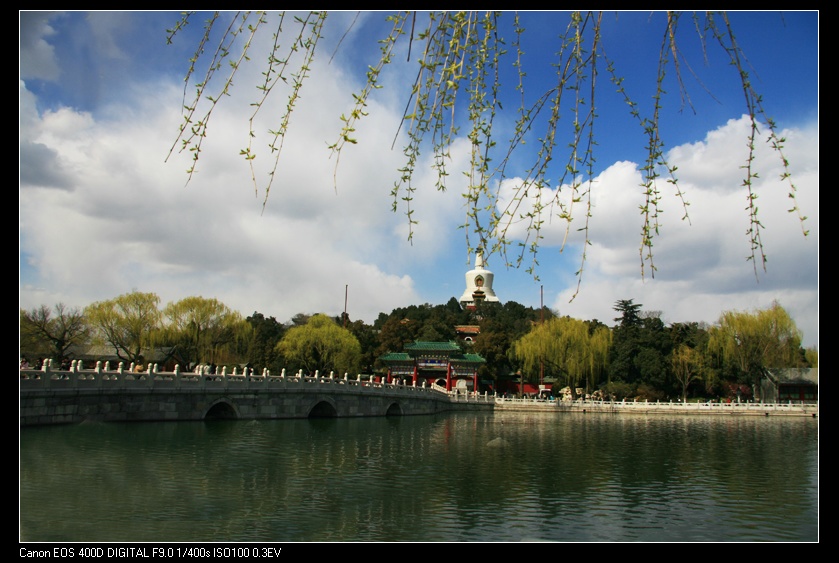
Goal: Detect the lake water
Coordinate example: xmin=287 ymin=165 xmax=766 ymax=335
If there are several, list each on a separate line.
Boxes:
xmin=19 ymin=411 xmax=818 ymax=542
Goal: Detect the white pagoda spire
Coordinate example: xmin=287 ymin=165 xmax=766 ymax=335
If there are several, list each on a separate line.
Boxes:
xmin=459 ymin=250 xmax=499 ymax=308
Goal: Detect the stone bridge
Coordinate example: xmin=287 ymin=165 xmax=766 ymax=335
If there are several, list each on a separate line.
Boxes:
xmin=19 ymin=361 xmax=494 ymax=426
xmin=20 ymin=361 xmax=816 ymax=426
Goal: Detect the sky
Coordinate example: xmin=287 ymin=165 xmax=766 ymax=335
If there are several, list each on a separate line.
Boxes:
xmin=19 ymin=11 xmax=819 ymax=348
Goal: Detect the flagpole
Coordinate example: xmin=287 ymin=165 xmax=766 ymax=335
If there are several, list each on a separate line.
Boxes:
xmin=344 ymin=284 xmax=348 ymax=328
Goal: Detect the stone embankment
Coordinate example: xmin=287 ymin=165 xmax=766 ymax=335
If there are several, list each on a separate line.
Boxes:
xmin=480 ymin=396 xmax=817 ymax=417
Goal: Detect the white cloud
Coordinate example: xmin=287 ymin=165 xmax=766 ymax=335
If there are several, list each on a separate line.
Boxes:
xmin=541 ymin=117 xmax=819 ymax=347
xmin=18 ymin=46 xmax=449 ymax=325
xmin=19 ymin=13 xmax=818 ymax=351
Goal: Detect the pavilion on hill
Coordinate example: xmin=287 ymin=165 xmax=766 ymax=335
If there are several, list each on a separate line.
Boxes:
xmin=379 ymin=341 xmax=486 ymax=392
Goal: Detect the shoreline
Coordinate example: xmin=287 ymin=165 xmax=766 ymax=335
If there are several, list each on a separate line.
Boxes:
xmin=483 ymin=398 xmax=818 ymax=417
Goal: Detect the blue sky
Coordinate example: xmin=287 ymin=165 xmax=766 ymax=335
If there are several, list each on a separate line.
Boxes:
xmin=20 ymin=11 xmax=819 ymax=348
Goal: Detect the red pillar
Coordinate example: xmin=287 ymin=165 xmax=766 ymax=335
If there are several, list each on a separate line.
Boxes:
xmin=446 ymin=363 xmax=452 ymax=391
xmin=413 ymin=365 xmax=418 ymax=386
xmin=473 ymin=369 xmax=478 ymax=395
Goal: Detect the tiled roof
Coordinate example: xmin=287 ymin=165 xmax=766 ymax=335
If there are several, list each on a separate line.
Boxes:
xmin=450 ymin=353 xmax=486 ymax=364
xmin=379 ymin=341 xmax=486 ymax=364
xmin=765 ymin=368 xmax=819 ymax=385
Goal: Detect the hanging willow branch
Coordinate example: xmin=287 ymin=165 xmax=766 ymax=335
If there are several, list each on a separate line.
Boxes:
xmin=166 ymin=10 xmax=808 ymax=296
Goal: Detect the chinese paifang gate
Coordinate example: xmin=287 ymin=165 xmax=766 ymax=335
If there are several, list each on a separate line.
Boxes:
xmin=378 ymin=341 xmax=486 ymax=392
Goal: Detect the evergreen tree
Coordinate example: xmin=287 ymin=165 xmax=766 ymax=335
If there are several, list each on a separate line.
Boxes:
xmin=243 ymin=312 xmax=286 ymax=373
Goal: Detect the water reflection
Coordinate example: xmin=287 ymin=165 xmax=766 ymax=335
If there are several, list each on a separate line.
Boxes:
xmin=20 ymin=413 xmax=817 ymax=542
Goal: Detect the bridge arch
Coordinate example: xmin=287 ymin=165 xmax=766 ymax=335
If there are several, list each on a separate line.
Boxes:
xmin=308 ymin=399 xmax=338 ymax=418
xmin=385 ymin=402 xmax=403 ymax=416
xmin=204 ymin=398 xmax=240 ymax=421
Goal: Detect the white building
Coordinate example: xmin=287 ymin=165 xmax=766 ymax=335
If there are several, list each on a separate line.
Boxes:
xmin=459 ymin=251 xmax=500 ymax=309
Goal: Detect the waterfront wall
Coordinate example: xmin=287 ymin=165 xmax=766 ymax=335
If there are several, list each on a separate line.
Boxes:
xmin=488 ymin=396 xmax=818 ymax=417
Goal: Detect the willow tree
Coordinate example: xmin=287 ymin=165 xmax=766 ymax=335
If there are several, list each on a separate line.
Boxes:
xmin=707 ymin=301 xmax=804 ymax=385
xmin=276 ymin=313 xmax=362 ymax=375
xmin=166 ymin=11 xmax=808 ymax=296
xmin=163 ymin=296 xmax=244 ymax=370
xmin=509 ymin=316 xmax=611 ymax=394
xmin=85 ymin=291 xmax=163 ymax=366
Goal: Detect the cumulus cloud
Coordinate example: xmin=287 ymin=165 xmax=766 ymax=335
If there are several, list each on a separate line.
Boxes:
xmin=19 ymin=12 xmax=818 ymax=350
xmin=18 ymin=29 xmax=459 ymax=325
xmin=532 ymin=117 xmax=819 ymax=346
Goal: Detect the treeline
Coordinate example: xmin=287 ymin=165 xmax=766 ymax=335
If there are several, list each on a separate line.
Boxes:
xmin=20 ymin=292 xmax=817 ymax=401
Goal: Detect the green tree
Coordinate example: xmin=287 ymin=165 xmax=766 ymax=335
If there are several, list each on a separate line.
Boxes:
xmin=241 ymin=312 xmax=286 ymax=373
xmin=470 ymin=300 xmax=545 ymax=337
xmin=509 ymin=316 xmax=611 ymax=396
xmin=85 ymin=292 xmax=162 ymax=366
xmin=804 ymin=346 xmax=818 ymax=368
xmin=670 ymin=321 xmax=713 ymax=395
xmin=472 ymin=319 xmax=514 ymax=388
xmin=374 ymin=315 xmax=422 ymax=357
xmin=672 ymin=344 xmax=704 ymax=402
xmin=20 ymin=303 xmax=91 ymax=364
xmin=614 ymin=299 xmax=643 ymax=329
xmin=163 ymin=296 xmax=243 ymax=371
xmin=444 ymin=297 xmax=466 ymax=317
xmin=636 ymin=314 xmax=673 ymax=395
xmin=585 ymin=320 xmax=612 ymax=391
xmin=608 ymin=299 xmax=643 ymax=383
xmin=277 ymin=313 xmax=362 ymax=375
xmin=708 ymin=301 xmax=805 ymax=386
xmin=167 ymin=11 xmax=806 ymax=287
xmin=415 ymin=318 xmax=456 ymax=342
xmin=669 ymin=321 xmax=710 ymax=350
xmin=345 ymin=318 xmax=379 ymax=374
xmin=470 ymin=301 xmax=546 ymax=392
xmin=608 ymin=301 xmax=673 ymax=395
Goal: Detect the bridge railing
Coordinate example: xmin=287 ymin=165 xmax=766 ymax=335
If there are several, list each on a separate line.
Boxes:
xmin=21 ymin=361 xmax=816 ymax=414
xmin=19 ymin=360 xmax=446 ymax=397
xmin=445 ymin=389 xmax=495 ymax=403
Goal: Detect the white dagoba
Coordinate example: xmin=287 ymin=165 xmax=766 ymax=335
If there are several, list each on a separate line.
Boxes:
xmin=459 ymin=250 xmax=500 ymax=309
